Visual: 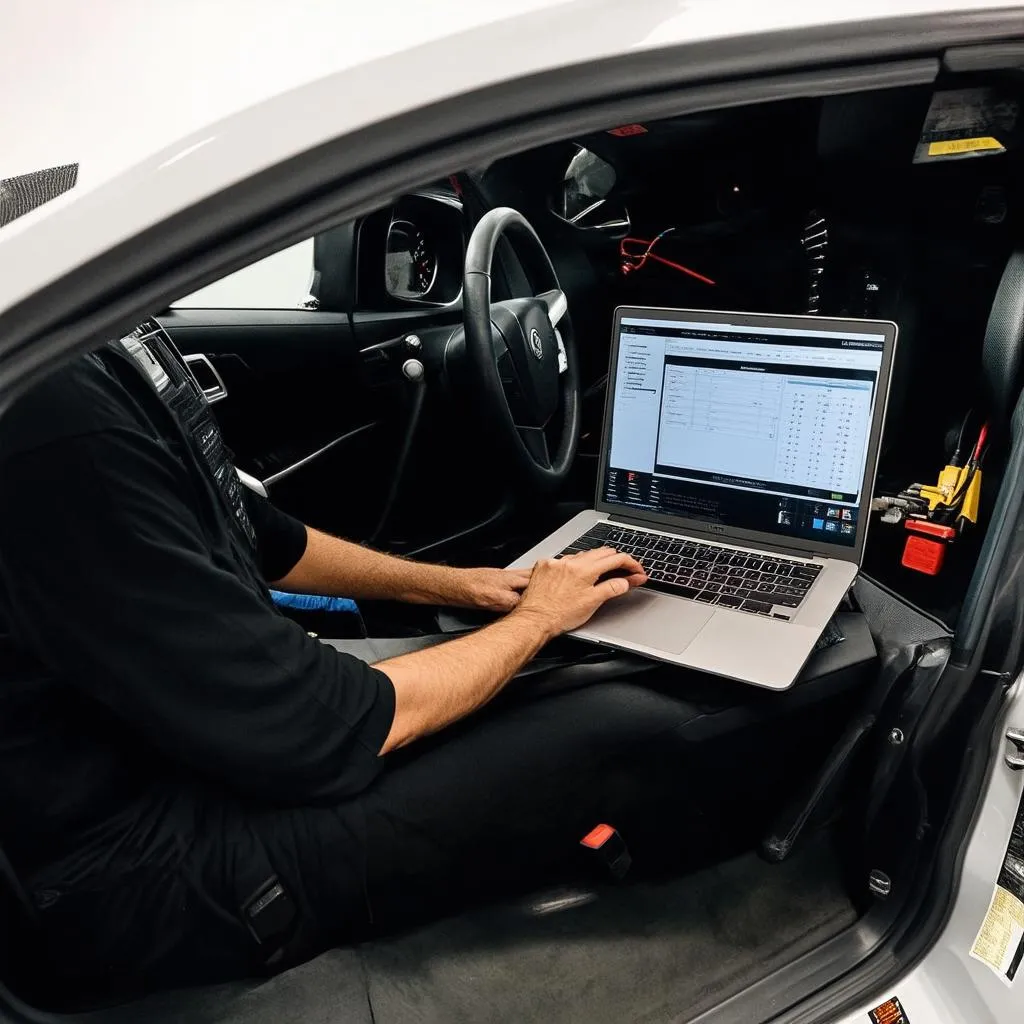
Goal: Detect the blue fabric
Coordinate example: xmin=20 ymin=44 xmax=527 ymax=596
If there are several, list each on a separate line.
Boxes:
xmin=270 ymin=590 xmax=359 ymax=614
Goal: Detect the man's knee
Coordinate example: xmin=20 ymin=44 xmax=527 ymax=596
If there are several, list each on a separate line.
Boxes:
xmin=536 ymin=681 xmax=704 ymax=752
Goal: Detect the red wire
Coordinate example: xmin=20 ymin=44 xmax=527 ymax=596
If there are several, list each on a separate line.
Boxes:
xmin=619 ymin=236 xmax=715 ymax=286
xmin=971 ymin=422 xmax=989 ymax=463
xmin=647 ymin=252 xmax=717 ymax=286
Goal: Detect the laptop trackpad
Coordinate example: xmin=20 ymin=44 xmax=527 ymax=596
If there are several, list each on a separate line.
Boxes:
xmin=576 ymin=589 xmax=713 ymax=653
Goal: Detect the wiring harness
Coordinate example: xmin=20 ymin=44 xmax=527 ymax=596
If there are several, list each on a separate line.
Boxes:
xmin=619 ymin=228 xmax=716 ymax=286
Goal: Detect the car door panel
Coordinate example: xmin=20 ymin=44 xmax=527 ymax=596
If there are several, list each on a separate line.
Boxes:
xmin=158 ymin=308 xmax=406 ymax=539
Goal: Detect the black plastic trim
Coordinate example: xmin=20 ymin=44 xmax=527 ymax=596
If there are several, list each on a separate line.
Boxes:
xmin=858 ymin=571 xmax=953 ymax=636
xmin=312 ymin=221 xmax=357 ymax=313
xmin=157 ymin=308 xmax=350 ymax=330
xmin=943 ymin=40 xmax=1024 ymax=70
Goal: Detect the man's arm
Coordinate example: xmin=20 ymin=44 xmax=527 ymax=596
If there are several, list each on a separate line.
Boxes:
xmin=376 ymin=547 xmax=646 ymax=754
xmin=275 ymin=525 xmax=532 ymax=613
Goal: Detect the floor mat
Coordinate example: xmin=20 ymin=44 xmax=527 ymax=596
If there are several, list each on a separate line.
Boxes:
xmin=359 ymin=832 xmax=856 ymax=1024
xmin=87 ymin=948 xmax=372 ymax=1024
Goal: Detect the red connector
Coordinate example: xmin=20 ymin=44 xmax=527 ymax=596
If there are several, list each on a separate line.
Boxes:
xmin=902 ymin=519 xmax=956 ymax=575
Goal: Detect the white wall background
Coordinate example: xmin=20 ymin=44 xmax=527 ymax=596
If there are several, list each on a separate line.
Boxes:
xmin=171 ymin=238 xmax=315 ymax=308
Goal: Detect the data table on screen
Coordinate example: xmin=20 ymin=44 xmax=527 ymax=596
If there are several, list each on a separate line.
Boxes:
xmin=656 ymin=364 xmax=873 ymax=499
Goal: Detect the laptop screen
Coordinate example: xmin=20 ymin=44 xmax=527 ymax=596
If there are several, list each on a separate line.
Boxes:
xmin=602 ymin=312 xmax=888 ymax=548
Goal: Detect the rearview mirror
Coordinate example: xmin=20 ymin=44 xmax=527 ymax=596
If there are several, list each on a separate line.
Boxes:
xmin=554 ymin=147 xmax=628 ymax=236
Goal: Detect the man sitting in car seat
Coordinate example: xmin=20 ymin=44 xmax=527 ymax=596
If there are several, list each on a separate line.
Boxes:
xmin=0 ymin=332 xmax=720 ymax=995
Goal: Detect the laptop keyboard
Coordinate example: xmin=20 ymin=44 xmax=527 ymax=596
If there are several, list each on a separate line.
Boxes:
xmin=559 ymin=522 xmax=822 ymax=620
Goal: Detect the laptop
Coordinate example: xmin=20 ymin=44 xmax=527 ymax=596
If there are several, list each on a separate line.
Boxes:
xmin=508 ymin=305 xmax=897 ymax=690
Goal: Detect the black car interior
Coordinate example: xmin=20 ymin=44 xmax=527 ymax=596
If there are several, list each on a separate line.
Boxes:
xmin=3 ymin=68 xmax=1024 ymax=1024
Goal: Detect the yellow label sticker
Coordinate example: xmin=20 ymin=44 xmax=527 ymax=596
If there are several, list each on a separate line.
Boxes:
xmin=928 ymin=136 xmax=1004 ymax=157
xmin=970 ymin=884 xmax=1024 ymax=984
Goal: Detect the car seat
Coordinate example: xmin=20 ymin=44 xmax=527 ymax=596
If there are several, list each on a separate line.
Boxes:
xmin=980 ymin=250 xmax=1024 ymax=429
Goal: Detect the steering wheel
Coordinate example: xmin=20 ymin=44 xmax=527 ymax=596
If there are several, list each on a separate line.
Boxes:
xmin=460 ymin=207 xmax=580 ymax=493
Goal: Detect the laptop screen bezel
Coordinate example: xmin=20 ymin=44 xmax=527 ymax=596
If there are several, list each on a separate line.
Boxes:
xmin=594 ymin=305 xmax=898 ymax=565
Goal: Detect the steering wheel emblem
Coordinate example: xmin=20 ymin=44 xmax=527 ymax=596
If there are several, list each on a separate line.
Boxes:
xmin=528 ymin=328 xmax=544 ymax=361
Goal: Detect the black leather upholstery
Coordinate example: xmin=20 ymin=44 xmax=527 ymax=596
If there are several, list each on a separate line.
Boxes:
xmin=982 ymin=249 xmax=1024 ymax=428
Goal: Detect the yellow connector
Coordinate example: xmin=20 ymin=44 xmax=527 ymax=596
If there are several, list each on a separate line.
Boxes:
xmin=917 ymin=464 xmax=982 ymax=523
xmin=918 ymin=464 xmax=966 ymax=510
xmin=959 ymin=469 xmax=982 ymax=524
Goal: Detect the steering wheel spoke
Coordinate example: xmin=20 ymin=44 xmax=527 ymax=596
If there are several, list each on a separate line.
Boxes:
xmin=494 ymin=337 xmax=533 ymax=421
xmin=517 ymin=426 xmax=551 ymax=469
xmin=538 ymin=288 xmax=568 ymax=328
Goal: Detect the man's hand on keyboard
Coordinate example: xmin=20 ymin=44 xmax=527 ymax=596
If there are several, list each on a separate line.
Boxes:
xmin=515 ymin=548 xmax=647 ymax=640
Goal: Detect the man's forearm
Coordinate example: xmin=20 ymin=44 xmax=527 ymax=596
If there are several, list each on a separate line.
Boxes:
xmin=274 ymin=526 xmax=465 ymax=604
xmin=375 ymin=608 xmax=553 ymax=754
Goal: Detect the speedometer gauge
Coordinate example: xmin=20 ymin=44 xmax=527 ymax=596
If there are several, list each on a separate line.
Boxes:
xmin=385 ymin=220 xmax=438 ymax=300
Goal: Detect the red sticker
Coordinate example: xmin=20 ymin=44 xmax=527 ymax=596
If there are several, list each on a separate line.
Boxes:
xmin=607 ymin=124 xmax=648 ymax=137
xmin=869 ymin=996 xmax=909 ymax=1024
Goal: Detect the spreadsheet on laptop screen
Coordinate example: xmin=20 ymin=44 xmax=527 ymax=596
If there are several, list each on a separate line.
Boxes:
xmin=603 ymin=315 xmax=887 ymax=547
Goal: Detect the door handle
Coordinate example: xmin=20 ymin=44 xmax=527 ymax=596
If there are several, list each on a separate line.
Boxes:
xmin=1007 ymin=726 xmax=1024 ymax=771
xmin=184 ymin=352 xmax=228 ymax=404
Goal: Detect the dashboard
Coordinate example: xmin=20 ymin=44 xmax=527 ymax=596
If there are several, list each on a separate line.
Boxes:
xmin=358 ymin=190 xmax=465 ymax=309
xmin=385 ymin=219 xmax=438 ymax=299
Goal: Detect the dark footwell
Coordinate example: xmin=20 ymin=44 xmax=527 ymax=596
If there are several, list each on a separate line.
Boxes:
xmin=360 ymin=831 xmax=856 ymax=1024
xmin=95 ymin=833 xmax=855 ymax=1024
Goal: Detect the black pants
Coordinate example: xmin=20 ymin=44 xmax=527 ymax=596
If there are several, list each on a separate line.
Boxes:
xmin=40 ymin=649 xmax=814 ymax=1000
xmin=260 ymin=680 xmax=703 ymax=941
xmin=252 ymin=643 xmax=810 ymax=962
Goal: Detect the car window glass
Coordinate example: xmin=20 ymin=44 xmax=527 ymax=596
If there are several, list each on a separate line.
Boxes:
xmin=172 ymin=238 xmax=315 ymax=309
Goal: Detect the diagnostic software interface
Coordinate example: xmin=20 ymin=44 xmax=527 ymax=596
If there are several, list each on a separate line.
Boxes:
xmin=603 ymin=314 xmax=887 ymax=547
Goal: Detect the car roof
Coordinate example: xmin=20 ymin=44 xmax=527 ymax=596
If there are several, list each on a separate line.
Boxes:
xmin=0 ymin=0 xmax=1013 ymax=318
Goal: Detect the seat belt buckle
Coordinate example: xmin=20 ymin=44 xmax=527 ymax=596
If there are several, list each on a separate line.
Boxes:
xmin=580 ymin=823 xmax=632 ymax=881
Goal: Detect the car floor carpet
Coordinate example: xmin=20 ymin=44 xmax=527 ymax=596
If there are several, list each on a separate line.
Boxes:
xmin=358 ymin=830 xmax=856 ymax=1024
xmin=67 ymin=833 xmax=853 ymax=1024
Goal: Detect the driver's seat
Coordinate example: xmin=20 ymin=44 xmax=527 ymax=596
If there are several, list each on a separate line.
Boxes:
xmin=980 ymin=249 xmax=1024 ymax=432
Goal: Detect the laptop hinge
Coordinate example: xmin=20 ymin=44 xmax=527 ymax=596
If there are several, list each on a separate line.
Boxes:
xmin=605 ymin=512 xmax=822 ymax=561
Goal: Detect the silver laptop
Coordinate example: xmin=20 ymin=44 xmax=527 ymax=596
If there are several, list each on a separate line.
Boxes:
xmin=509 ymin=305 xmax=897 ymax=690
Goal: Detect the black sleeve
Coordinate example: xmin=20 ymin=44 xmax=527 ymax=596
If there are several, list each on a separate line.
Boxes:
xmin=0 ymin=426 xmax=395 ymax=805
xmin=241 ymin=487 xmax=308 ymax=582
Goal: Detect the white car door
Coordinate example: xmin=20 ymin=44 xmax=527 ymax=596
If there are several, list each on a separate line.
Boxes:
xmin=836 ymin=676 xmax=1024 ymax=1023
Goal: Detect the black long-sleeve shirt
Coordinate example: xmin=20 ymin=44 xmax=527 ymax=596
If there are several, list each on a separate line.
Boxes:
xmin=0 ymin=341 xmax=395 ymax=890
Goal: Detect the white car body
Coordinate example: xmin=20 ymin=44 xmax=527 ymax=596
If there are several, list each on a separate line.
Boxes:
xmin=0 ymin=0 xmax=1019 ymax=314
xmin=838 ymin=678 xmax=1024 ymax=1024
xmin=1 ymin=1 xmax=1023 ymax=1021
